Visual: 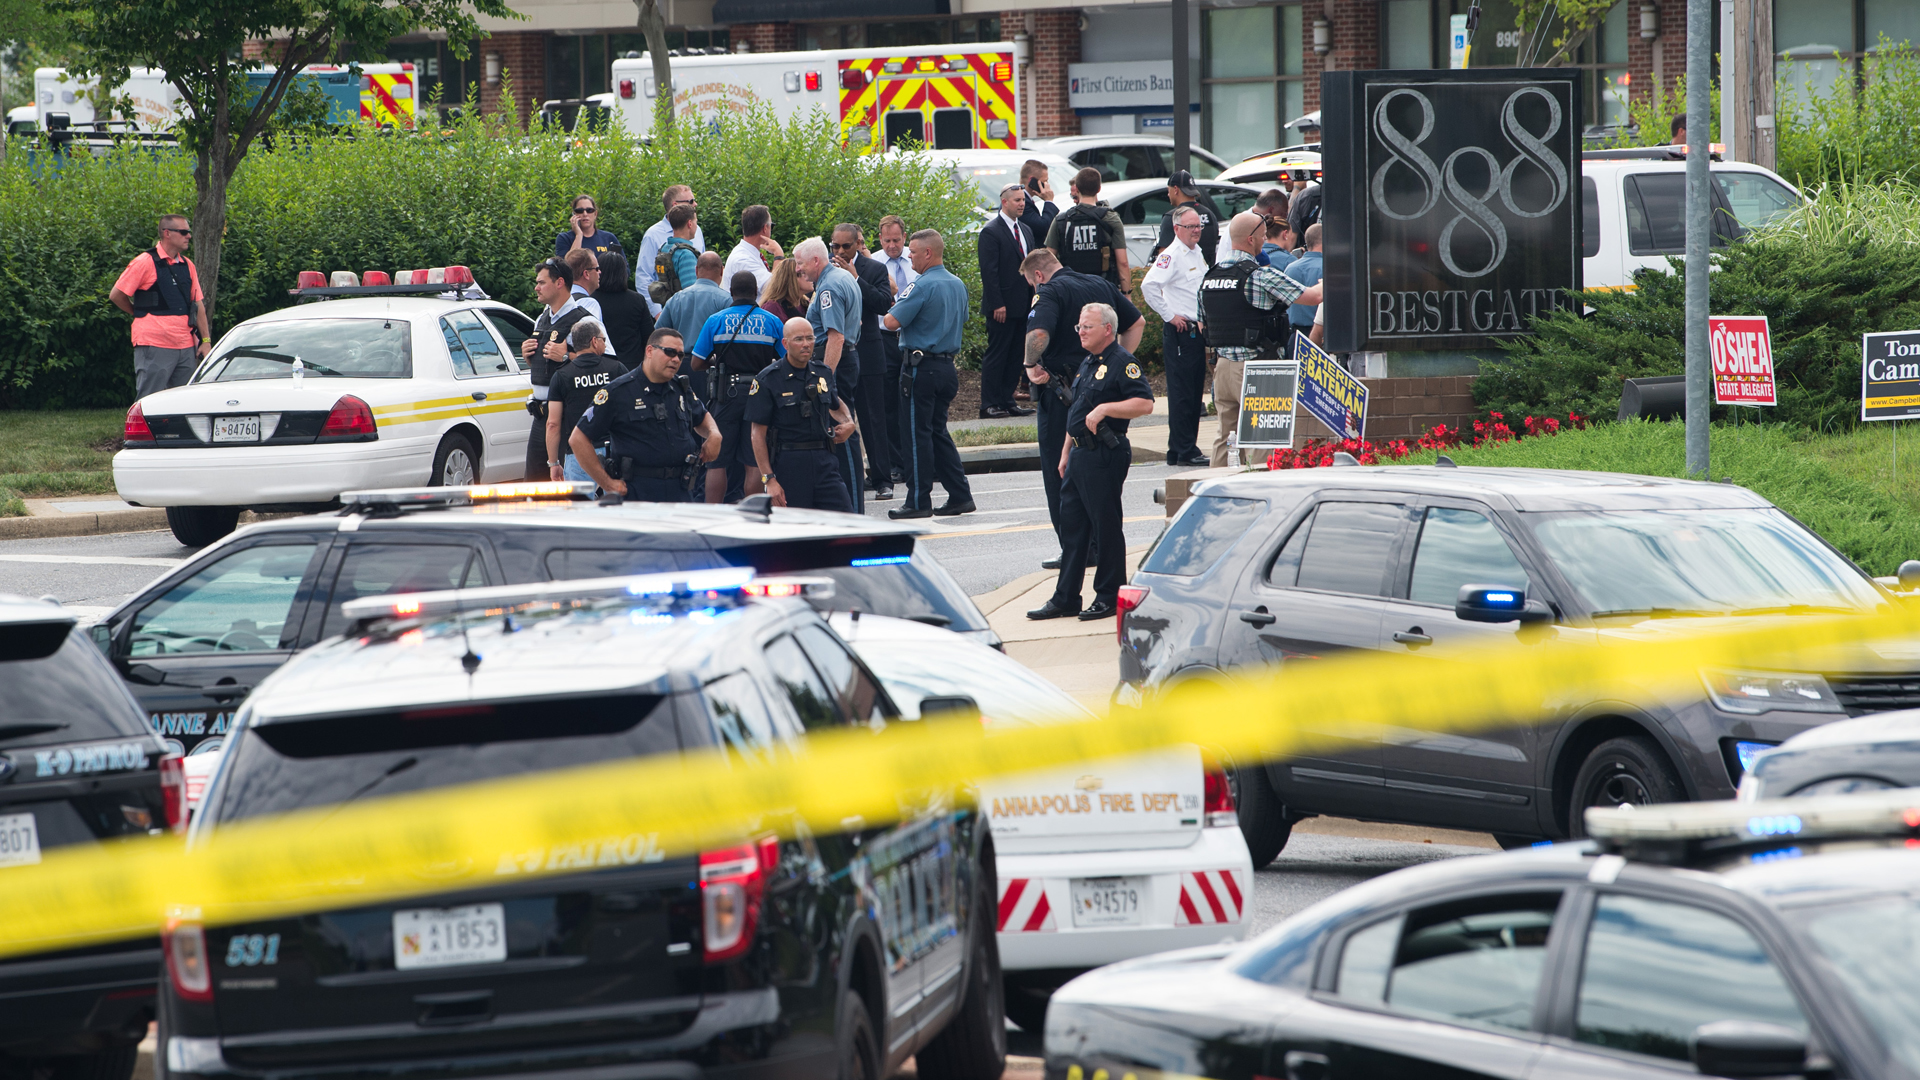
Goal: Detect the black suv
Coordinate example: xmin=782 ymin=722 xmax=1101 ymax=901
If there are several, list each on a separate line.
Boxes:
xmin=0 ymin=595 xmax=178 ymax=1080
xmin=1118 ymin=466 xmax=1909 ymax=860
xmin=163 ymin=571 xmax=1005 ymax=1080
xmin=88 ymin=486 xmax=995 ymax=755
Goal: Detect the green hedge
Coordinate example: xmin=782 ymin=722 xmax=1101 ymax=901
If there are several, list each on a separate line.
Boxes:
xmin=0 ymin=108 xmax=980 ymax=408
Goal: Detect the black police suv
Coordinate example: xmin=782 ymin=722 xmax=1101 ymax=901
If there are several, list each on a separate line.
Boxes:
xmin=0 ymin=595 xmax=180 ymax=1080
xmin=161 ymin=570 xmax=1006 ymax=1080
xmin=1119 ymin=466 xmax=1917 ymax=860
xmin=89 ymin=484 xmax=997 ymax=756
xmin=1047 ymin=790 xmax=1920 ymax=1080
xmin=1738 ymin=709 xmax=1920 ymax=800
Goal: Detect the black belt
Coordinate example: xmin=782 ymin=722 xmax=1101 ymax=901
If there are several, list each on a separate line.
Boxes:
xmin=907 ymin=350 xmax=956 ymax=364
xmin=1072 ymin=433 xmax=1124 ymax=450
xmin=625 ymin=465 xmax=682 ymax=479
xmin=778 ymin=440 xmax=828 ymax=452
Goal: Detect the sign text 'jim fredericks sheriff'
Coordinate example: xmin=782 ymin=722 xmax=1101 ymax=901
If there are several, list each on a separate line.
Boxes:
xmin=1320 ymin=68 xmax=1582 ymax=352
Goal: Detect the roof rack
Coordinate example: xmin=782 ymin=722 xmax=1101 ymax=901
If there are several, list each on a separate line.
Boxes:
xmin=340 ymin=567 xmax=834 ymax=627
xmin=1585 ymin=789 xmax=1920 ymax=866
xmin=340 ymin=481 xmax=596 ymax=514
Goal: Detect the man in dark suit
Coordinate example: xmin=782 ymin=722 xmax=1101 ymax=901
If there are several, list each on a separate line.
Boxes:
xmin=976 ymin=183 xmax=1038 ymax=420
xmin=1018 ymin=159 xmax=1060 ymax=241
xmin=833 ymin=222 xmax=897 ymax=501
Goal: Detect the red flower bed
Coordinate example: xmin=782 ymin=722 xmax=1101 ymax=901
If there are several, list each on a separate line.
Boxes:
xmin=1264 ymin=412 xmax=1588 ymax=471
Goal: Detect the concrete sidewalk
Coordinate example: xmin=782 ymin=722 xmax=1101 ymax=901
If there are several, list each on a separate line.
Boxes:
xmin=971 ymin=545 xmax=1149 ymax=713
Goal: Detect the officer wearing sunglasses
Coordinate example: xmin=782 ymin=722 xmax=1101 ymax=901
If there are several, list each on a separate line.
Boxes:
xmin=571 ymin=328 xmax=720 ymax=502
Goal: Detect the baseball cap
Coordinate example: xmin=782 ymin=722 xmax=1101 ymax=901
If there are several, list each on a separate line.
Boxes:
xmin=1168 ymin=169 xmax=1199 ymax=197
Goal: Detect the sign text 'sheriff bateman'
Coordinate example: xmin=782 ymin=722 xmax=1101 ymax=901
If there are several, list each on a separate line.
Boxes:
xmin=1320 ymin=69 xmax=1582 ymax=352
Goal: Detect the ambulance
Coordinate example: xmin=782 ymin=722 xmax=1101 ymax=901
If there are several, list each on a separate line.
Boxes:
xmin=304 ymin=62 xmax=418 ymax=126
xmin=610 ymin=42 xmax=1025 ymax=153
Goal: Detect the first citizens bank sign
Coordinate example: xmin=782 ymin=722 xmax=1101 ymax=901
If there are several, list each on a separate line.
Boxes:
xmin=1320 ymin=68 xmax=1582 ymax=352
xmin=1066 ymin=61 xmax=1176 ymax=110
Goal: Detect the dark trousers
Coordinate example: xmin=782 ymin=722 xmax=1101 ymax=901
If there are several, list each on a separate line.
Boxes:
xmin=1164 ymin=326 xmax=1208 ymax=459
xmin=705 ymin=385 xmax=754 ymax=503
xmin=1034 ymin=382 xmax=1070 ymax=541
xmin=857 ymin=371 xmax=891 ymax=488
xmin=773 ymin=448 xmax=852 ymax=512
xmin=625 ymin=475 xmax=691 ymax=502
xmin=882 ymin=331 xmax=907 ymax=476
xmin=902 ymin=358 xmax=972 ymax=512
xmin=980 ymin=315 xmax=1022 ymax=413
xmin=524 ymin=399 xmax=549 ymax=480
xmin=1050 ymin=440 xmax=1130 ymax=609
xmin=836 ymin=431 xmax=865 ymax=514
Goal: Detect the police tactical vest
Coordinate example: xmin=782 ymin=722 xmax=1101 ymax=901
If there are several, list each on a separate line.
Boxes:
xmin=1058 ymin=203 xmax=1112 ymax=278
xmin=131 ymin=251 xmax=194 ymax=319
xmin=530 ymin=306 xmax=590 ymax=386
xmin=1200 ymin=259 xmax=1287 ymax=353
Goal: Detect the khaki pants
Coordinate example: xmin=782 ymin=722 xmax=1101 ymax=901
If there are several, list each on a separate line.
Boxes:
xmin=1210 ymin=357 xmax=1246 ymax=467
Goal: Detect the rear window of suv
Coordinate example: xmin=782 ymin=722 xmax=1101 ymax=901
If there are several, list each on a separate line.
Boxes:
xmin=1142 ymin=495 xmax=1267 ymax=577
xmin=1 ymin=622 xmax=147 ymax=749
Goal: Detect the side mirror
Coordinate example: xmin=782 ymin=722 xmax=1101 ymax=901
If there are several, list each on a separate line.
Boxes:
xmin=1689 ymin=1020 xmax=1806 ymax=1078
xmin=1898 ymin=559 xmax=1920 ymax=591
xmin=919 ymin=695 xmax=980 ymax=722
xmin=1455 ymin=584 xmax=1552 ymax=625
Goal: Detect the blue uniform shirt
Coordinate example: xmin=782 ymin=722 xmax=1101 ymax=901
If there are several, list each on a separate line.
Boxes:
xmin=656 ymin=280 xmax=731 ymax=342
xmin=1067 ymin=343 xmax=1154 ymax=439
xmin=807 ymin=264 xmax=863 ymax=349
xmin=1285 ymin=251 xmax=1324 ymax=330
xmin=577 ymin=370 xmax=708 ymax=468
xmin=889 ymin=264 xmax=968 ymax=353
xmin=746 ymin=359 xmax=842 ymax=443
xmin=555 ymin=229 xmax=622 ymax=260
xmin=693 ymin=304 xmax=786 ymax=372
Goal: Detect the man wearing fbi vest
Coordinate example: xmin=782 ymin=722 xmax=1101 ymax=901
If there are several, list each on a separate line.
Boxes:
xmin=1201 ymin=211 xmax=1323 ymax=465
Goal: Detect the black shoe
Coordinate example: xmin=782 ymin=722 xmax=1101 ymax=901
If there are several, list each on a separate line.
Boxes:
xmin=1007 ymin=405 xmax=1035 ymax=417
xmin=889 ymin=507 xmax=934 ymax=519
xmin=874 ymin=486 xmax=895 ymax=501
xmin=890 ymin=467 xmax=905 ymax=483
xmin=1026 ymin=600 xmax=1081 ymax=620
xmin=979 ymin=407 xmax=1013 ymax=419
xmin=1041 ymin=554 xmax=1062 ymax=570
xmin=1176 ymin=451 xmax=1211 ymax=467
xmin=1077 ymin=598 xmax=1119 ymax=621
xmin=1166 ymin=453 xmax=1181 ymax=466
xmin=933 ymin=499 xmax=976 ymax=516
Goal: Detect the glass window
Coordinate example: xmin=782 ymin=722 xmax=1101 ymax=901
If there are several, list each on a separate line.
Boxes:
xmin=1266 ymin=510 xmax=1313 ymax=586
xmin=445 ymin=310 xmax=511 ymax=376
xmin=1408 ymin=507 xmax=1531 ymax=607
xmin=1624 ymin=174 xmax=1687 ymax=255
xmin=1209 ymin=6 xmax=1275 ymax=77
xmin=1577 ymin=894 xmax=1807 ymax=1061
xmin=1 ymin=629 xmax=153 ymax=746
xmin=1279 ymin=5 xmax=1303 ymax=76
xmin=703 ymin=670 xmax=781 ymax=759
xmin=849 ymin=636 xmax=1094 ymax=728
xmin=1797 ymin=896 xmax=1920 ymax=1075
xmin=1385 ymin=0 xmax=1432 ymax=68
xmin=1295 ymin=502 xmax=1404 ymax=596
xmin=1143 ymin=495 xmax=1268 ymax=577
xmin=1336 ymin=894 xmax=1561 ymax=1033
xmin=545 ymin=34 xmax=581 ymax=101
xmin=1206 ymin=82 xmax=1278 ymax=169
xmin=542 ymin=547 xmax=713 ymax=580
xmin=483 ymin=309 xmax=533 ymax=365
xmin=200 ymin=320 xmax=412 ymax=382
xmin=130 ymin=543 xmax=320 ymax=656
xmin=584 ymin=35 xmax=608 ymax=97
xmin=1715 ymin=173 xmax=1801 ymax=230
xmin=1600 ymin=1 xmax=1631 ymax=61
xmin=440 ymin=318 xmax=475 ymax=377
xmin=794 ymin=624 xmax=891 ymax=728
xmin=1209 ymin=187 xmax=1261 ymax=220
xmin=318 ymin=544 xmax=487 ymax=640
xmin=1582 ymin=177 xmax=1601 ymax=259
xmin=762 ymin=634 xmax=843 ymax=732
xmin=1775 ymin=0 xmax=1852 ymax=53
xmin=1867 ymin=0 xmax=1920 ymax=47
xmin=804 ymin=551 xmax=991 ymax=633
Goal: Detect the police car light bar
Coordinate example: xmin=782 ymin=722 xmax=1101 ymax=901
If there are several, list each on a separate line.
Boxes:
xmin=1585 ymin=789 xmax=1920 ymax=861
xmin=291 ymin=266 xmax=480 ymax=300
xmin=340 ymin=481 xmax=596 ymax=511
xmin=741 ymin=577 xmax=836 ymax=600
xmin=342 ymin=567 xmax=759 ymax=624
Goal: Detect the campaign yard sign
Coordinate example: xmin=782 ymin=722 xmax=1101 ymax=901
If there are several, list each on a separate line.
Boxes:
xmin=1236 ymin=361 xmax=1299 ymax=450
xmin=1862 ymin=331 xmax=1920 ymax=422
xmin=1295 ymin=331 xmax=1368 ymax=439
xmin=1709 ymin=316 xmax=1776 ymax=406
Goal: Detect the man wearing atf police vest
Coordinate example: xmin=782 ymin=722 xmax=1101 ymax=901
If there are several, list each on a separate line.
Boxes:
xmin=1202 ymin=211 xmax=1325 ymax=465
xmin=749 ymin=318 xmax=858 ymax=512
xmin=1026 ymin=303 xmax=1154 ymax=623
xmin=1044 ymin=167 xmax=1130 ymax=288
xmin=1021 ymin=248 xmax=1144 ymax=571
xmin=570 ymin=328 xmax=721 ymax=503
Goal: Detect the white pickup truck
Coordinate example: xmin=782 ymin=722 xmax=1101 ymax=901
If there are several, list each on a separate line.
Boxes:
xmin=1580 ymin=149 xmax=1803 ymax=291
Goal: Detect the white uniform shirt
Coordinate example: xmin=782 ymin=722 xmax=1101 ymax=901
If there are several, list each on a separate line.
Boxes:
xmin=1141 ymin=239 xmax=1207 ymax=323
xmin=723 ymin=240 xmax=774 ymax=293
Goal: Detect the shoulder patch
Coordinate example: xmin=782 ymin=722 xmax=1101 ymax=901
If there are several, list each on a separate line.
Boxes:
xmin=592 ymin=388 xmax=609 ymax=405
xmin=1126 ymin=363 xmax=1142 ymax=379
xmin=1154 ymin=254 xmax=1172 ymax=269
xmin=820 ymin=289 xmax=832 ymax=309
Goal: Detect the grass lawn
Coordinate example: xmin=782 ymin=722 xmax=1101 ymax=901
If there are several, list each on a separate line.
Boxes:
xmin=952 ymin=424 xmax=1037 ymax=447
xmin=0 ymin=410 xmax=125 ymax=514
xmin=1392 ymin=420 xmax=1920 ymax=577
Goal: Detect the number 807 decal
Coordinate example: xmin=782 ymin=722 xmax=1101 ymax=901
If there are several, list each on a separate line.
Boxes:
xmin=226 ymin=933 xmax=282 ymax=967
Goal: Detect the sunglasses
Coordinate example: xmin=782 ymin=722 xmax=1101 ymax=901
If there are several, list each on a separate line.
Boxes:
xmin=164 ymin=227 xmax=192 ymax=236
xmin=656 ymin=346 xmax=686 ymax=359
xmin=831 ymin=241 xmax=857 ymax=251
xmin=572 ymin=206 xmax=596 ymax=214
xmin=674 ymin=198 xmax=697 ymax=207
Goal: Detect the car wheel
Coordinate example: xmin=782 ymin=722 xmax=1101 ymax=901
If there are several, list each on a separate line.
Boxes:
xmin=916 ymin=869 xmax=1007 ymax=1080
xmin=1002 ymin=980 xmax=1050 ymax=1033
xmin=835 ymin=989 xmax=881 ymax=1080
xmin=430 ymin=432 xmax=479 ymax=487
xmin=1233 ymin=762 xmax=1295 ymax=869
xmin=1570 ymin=735 xmax=1685 ymax=837
xmin=165 ymin=505 xmax=241 ymax=547
xmin=48 ymin=1043 xmax=139 ymax=1080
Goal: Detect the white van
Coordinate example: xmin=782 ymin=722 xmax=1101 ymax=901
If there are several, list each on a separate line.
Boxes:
xmin=31 ymin=66 xmax=179 ymax=132
xmin=1581 ymin=150 xmax=1802 ymax=291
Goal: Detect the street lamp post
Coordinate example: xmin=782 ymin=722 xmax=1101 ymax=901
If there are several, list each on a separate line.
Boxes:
xmin=1683 ymin=0 xmax=1711 ymax=477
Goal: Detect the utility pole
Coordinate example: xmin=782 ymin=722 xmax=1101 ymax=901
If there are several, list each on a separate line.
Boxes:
xmin=1684 ymin=0 xmax=1711 ymax=478
xmin=1171 ymin=0 xmax=1190 ymax=174
xmin=1723 ymin=0 xmax=1775 ymax=168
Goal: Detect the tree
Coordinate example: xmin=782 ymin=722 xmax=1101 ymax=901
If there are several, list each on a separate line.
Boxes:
xmin=57 ymin=0 xmax=519 ymax=320
xmin=631 ymin=0 xmax=671 ymax=133
xmin=1512 ymin=0 xmax=1618 ymax=68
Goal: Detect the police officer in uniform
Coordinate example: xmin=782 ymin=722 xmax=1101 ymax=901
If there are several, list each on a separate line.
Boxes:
xmin=1027 ymin=303 xmax=1154 ymax=622
xmin=748 ymin=318 xmax=858 ymax=512
xmin=1020 ymin=248 xmax=1143 ymax=570
xmin=881 ymin=229 xmax=975 ymax=519
xmin=1044 ymin=167 xmax=1129 ymax=287
xmin=570 ymin=328 xmax=721 ymax=503
xmin=691 ymin=271 xmax=786 ymax=503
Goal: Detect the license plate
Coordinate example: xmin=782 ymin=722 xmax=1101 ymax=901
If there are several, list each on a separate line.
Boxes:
xmin=211 ymin=415 xmax=261 ymax=443
xmin=1071 ymin=876 xmax=1146 ymax=928
xmin=393 ymin=903 xmax=507 ymax=970
xmin=0 ymin=813 xmax=40 ymax=868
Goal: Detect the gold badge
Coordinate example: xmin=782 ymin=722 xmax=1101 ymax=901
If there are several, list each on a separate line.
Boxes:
xmin=818 ymin=376 xmax=829 ymax=393
xmin=592 ymin=388 xmax=608 ymax=405
xmin=1126 ymin=363 xmax=1142 ymax=379
xmin=749 ymin=379 xmax=760 ymax=394
xmin=1095 ymin=364 xmax=1107 ymax=379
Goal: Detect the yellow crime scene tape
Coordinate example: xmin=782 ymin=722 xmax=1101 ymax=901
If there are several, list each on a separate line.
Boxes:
xmin=3 ymin=603 xmax=1918 ymax=959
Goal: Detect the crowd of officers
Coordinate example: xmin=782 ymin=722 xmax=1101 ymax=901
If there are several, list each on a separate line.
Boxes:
xmin=516 ymin=166 xmax=1324 ymax=620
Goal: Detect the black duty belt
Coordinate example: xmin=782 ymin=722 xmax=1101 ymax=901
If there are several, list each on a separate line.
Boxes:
xmin=624 ymin=465 xmax=683 ymax=479
xmin=1072 ymin=432 xmax=1123 ymax=450
xmin=778 ymin=440 xmax=829 ymax=452
xmin=906 ymin=350 xmax=956 ymax=365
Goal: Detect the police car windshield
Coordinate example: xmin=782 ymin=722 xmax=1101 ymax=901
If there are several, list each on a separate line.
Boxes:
xmin=0 ymin=630 xmax=147 ymax=748
xmin=1794 ymin=895 xmax=1920 ymax=1075
xmin=851 ymin=638 xmax=1090 ymax=728
xmin=806 ymin=552 xmax=990 ymax=633
xmin=200 ymin=319 xmax=413 ymax=382
xmin=1525 ymin=508 xmax=1884 ymax=619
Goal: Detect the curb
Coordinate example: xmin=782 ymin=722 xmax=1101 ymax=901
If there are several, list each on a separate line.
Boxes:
xmin=0 ymin=509 xmax=293 ymax=543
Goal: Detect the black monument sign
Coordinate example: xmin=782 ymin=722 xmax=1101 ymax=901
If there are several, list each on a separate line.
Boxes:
xmin=1321 ymin=69 xmax=1582 ymax=353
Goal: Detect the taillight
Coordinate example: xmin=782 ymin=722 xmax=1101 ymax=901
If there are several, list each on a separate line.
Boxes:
xmin=1116 ymin=584 xmax=1150 ymax=644
xmin=804 ymin=71 xmax=821 ymax=91
xmin=124 ymin=401 xmax=154 ymax=442
xmin=1204 ymin=769 xmax=1237 ymax=828
xmin=700 ymin=841 xmax=768 ymax=964
xmin=163 ymin=915 xmax=212 ymax=1001
xmin=619 ymin=78 xmax=635 ymax=99
xmin=159 ymin=753 xmax=186 ymax=832
xmin=319 ymin=395 xmax=377 ymax=438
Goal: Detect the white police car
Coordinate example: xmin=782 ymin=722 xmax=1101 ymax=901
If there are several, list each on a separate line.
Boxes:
xmin=113 ymin=269 xmax=538 ymax=547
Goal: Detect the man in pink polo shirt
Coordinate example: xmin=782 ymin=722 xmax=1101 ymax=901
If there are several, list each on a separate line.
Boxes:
xmin=110 ymin=214 xmax=211 ymax=400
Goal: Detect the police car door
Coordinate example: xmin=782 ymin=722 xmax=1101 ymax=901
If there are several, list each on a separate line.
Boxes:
xmin=445 ymin=309 xmax=533 ymax=481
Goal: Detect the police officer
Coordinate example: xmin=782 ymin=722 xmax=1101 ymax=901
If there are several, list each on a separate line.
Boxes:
xmin=796 ymin=235 xmax=865 ymax=512
xmin=1202 ymin=212 xmax=1323 ymax=467
xmin=749 ymin=318 xmax=858 ymax=512
xmin=881 ymin=229 xmax=975 ymax=519
xmin=522 ymin=259 xmax=588 ymax=480
xmin=692 ymin=271 xmax=786 ymax=503
xmin=570 ymin=328 xmax=721 ymax=503
xmin=1020 ymin=248 xmax=1144 ymax=570
xmin=1142 ymin=205 xmax=1212 ymax=467
xmin=1026 ymin=303 xmax=1154 ymax=622
xmin=545 ymin=317 xmax=629 ymax=483
xmin=1045 ymin=167 xmax=1129 ymax=287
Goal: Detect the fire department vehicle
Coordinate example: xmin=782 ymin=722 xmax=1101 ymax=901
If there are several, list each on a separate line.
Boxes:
xmin=610 ymin=42 xmax=1025 ymax=153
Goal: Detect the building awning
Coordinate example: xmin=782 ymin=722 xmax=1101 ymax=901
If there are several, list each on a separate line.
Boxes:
xmin=714 ymin=0 xmax=948 ymax=21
